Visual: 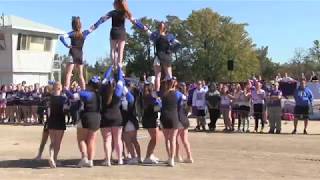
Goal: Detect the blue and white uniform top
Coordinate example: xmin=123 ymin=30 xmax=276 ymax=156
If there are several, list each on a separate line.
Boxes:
xmin=90 ymin=10 xmax=147 ymax=32
xmin=149 ymin=31 xmax=181 ymax=53
xmin=59 ymin=30 xmax=91 ymax=48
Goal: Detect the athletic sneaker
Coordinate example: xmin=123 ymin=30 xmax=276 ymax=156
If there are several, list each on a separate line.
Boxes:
xmin=143 ymin=158 xmax=159 ymax=164
xmin=127 ymin=158 xmax=139 ymax=165
xmin=168 ymin=159 xmax=175 ymax=167
xmin=86 ymin=160 xmax=94 ymax=168
xmin=77 ymin=158 xmax=89 ymax=168
xmin=184 ymin=158 xmax=194 ymax=163
xmin=292 ymin=129 xmax=297 ymax=134
xmin=118 ymin=159 xmax=124 ymax=165
xmin=101 ymin=160 xmax=111 ymax=167
xmin=303 ymin=130 xmax=308 ymax=135
xmin=150 ymin=154 xmax=160 ymax=162
xmin=48 ymin=158 xmax=56 ymax=168
xmin=175 ymin=156 xmax=183 ymax=163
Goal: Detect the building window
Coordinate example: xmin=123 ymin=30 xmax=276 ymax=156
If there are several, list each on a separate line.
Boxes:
xmin=17 ymin=34 xmax=52 ymax=52
xmin=44 ymin=37 xmax=52 ymax=51
xmin=0 ymin=32 xmax=5 ymax=50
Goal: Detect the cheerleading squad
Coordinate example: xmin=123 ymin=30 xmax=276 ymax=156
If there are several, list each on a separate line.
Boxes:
xmin=31 ymin=0 xmax=191 ymax=168
xmin=33 ymin=66 xmax=193 ymax=168
xmin=1 ymin=0 xmax=313 ymax=169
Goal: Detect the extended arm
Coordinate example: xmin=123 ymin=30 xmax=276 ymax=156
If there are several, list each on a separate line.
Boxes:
xmin=89 ymin=11 xmax=113 ymax=32
xmin=59 ymin=31 xmax=74 ymax=48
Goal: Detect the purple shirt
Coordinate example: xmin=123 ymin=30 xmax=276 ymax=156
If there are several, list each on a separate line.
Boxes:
xmin=268 ymin=89 xmax=282 ymax=107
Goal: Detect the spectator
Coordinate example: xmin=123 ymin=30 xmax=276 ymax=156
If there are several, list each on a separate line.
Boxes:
xmin=292 ymin=79 xmax=313 ymax=134
xmin=251 ymin=82 xmax=266 ymax=133
xmin=310 ymin=71 xmax=319 ymax=82
xmin=267 ymin=82 xmax=282 ymax=134
xmin=281 ymin=73 xmax=295 ymax=82
xmin=220 ymin=85 xmax=232 ymax=132
xmin=206 ymin=83 xmax=221 ymax=132
xmin=192 ymin=81 xmax=207 ymax=131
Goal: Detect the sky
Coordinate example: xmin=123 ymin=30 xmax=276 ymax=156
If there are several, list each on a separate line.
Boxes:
xmin=1 ymin=0 xmax=320 ymax=65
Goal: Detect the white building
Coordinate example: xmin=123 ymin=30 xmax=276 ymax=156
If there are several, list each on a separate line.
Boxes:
xmin=0 ymin=15 xmax=64 ymax=86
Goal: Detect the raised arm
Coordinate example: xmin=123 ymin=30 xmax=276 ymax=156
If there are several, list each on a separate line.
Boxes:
xmin=123 ymin=86 xmax=134 ymax=105
xmin=102 ymin=65 xmax=114 ymax=84
xmin=115 ymin=67 xmax=125 ymax=98
xmin=59 ymin=31 xmax=74 ymax=48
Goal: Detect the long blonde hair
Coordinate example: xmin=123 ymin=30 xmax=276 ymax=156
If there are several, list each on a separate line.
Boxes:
xmin=114 ymin=0 xmax=132 ymax=19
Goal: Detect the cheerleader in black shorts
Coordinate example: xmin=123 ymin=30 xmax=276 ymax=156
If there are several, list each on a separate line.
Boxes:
xmin=141 ymin=83 xmax=161 ymax=164
xmin=175 ymin=82 xmax=193 ymax=164
xmin=60 ymin=16 xmax=92 ymax=90
xmin=90 ymin=0 xmax=147 ymax=68
xmin=100 ymin=65 xmax=129 ymax=166
xmin=66 ymin=76 xmax=102 ymax=168
xmin=121 ymin=83 xmax=141 ymax=165
xmin=47 ymin=82 xmax=68 ymax=168
xmin=148 ymin=22 xmax=181 ymax=93
xmin=160 ymin=79 xmax=182 ymax=167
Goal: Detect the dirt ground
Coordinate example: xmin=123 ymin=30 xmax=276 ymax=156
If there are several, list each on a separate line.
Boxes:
xmin=0 ymin=119 xmax=320 ymax=180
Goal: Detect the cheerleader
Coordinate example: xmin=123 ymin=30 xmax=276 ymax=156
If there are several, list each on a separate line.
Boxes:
xmin=47 ymin=82 xmax=68 ymax=168
xmin=100 ymin=65 xmax=129 ymax=166
xmin=175 ymin=82 xmax=193 ymax=163
xmin=31 ymin=84 xmax=41 ymax=124
xmin=160 ymin=78 xmax=182 ymax=167
xmin=0 ymin=85 xmax=7 ymax=121
xmin=149 ymin=22 xmax=181 ymax=93
xmin=68 ymin=83 xmax=81 ymax=125
xmin=60 ymin=16 xmax=92 ymax=90
xmin=141 ymin=82 xmax=161 ymax=164
xmin=89 ymin=0 xmax=147 ymax=68
xmin=5 ymin=85 xmax=17 ymax=123
xmin=66 ymin=76 xmax=102 ymax=168
xmin=121 ymin=83 xmax=140 ymax=165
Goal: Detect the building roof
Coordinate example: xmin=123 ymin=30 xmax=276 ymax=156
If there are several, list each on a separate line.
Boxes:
xmin=0 ymin=15 xmax=65 ymax=35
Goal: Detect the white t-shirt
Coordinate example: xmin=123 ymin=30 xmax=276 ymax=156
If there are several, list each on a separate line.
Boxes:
xmin=0 ymin=92 xmax=6 ymax=100
xmin=192 ymin=88 xmax=207 ymax=109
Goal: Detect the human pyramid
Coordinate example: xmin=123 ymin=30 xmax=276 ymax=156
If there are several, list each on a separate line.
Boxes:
xmin=35 ymin=0 xmax=193 ymax=168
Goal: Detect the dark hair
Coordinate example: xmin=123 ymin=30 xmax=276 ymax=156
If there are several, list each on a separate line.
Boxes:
xmin=104 ymin=82 xmax=115 ymax=106
xmin=0 ymin=85 xmax=5 ymax=91
xmin=72 ymin=16 xmax=83 ymax=40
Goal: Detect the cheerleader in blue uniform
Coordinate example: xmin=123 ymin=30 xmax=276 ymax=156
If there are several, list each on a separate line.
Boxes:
xmin=60 ymin=16 xmax=92 ymax=90
xmin=47 ymin=82 xmax=68 ymax=168
xmin=89 ymin=0 xmax=147 ymax=68
xmin=66 ymin=76 xmax=103 ymax=168
xmin=100 ymin=65 xmax=134 ymax=166
xmin=121 ymin=83 xmax=141 ymax=165
xmin=160 ymin=78 xmax=184 ymax=167
xmin=175 ymin=82 xmax=193 ymax=164
xmin=141 ymin=82 xmax=162 ymax=164
xmin=147 ymin=22 xmax=181 ymax=94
